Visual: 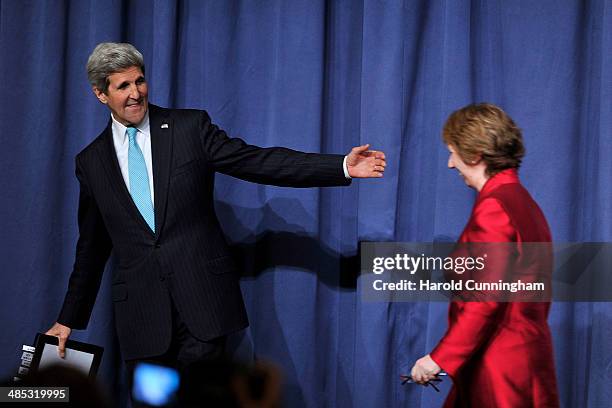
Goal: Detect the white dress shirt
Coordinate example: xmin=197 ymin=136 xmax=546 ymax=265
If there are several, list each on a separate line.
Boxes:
xmin=111 ymin=112 xmax=155 ymax=203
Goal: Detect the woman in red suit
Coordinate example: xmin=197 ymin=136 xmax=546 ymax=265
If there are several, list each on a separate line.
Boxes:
xmin=410 ymin=103 xmax=559 ymax=407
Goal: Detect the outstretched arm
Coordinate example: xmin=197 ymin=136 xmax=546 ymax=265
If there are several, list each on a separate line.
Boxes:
xmin=198 ymin=111 xmax=385 ymax=186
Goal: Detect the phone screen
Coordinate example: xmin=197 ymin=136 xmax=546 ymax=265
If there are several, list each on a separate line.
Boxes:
xmin=132 ymin=362 xmax=180 ymax=406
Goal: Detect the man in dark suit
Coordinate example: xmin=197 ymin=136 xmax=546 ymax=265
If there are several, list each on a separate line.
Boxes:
xmin=45 ymin=43 xmax=385 ymax=368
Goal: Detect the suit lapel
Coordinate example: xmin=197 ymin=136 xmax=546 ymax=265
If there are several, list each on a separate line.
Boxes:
xmin=149 ymin=105 xmax=173 ymax=240
xmin=97 ymin=121 xmax=154 ymax=234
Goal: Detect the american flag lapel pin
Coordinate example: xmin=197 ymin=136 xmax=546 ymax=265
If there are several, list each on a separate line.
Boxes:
xmin=161 ymin=123 xmax=169 ymax=129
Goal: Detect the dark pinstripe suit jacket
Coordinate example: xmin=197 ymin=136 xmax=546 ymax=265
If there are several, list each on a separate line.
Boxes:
xmin=57 ymin=104 xmax=350 ymax=360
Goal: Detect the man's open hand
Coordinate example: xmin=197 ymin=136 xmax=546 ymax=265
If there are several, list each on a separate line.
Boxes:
xmin=346 ymin=144 xmax=386 ymax=178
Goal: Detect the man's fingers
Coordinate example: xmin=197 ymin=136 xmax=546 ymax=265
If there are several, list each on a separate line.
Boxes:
xmin=58 ymin=337 xmax=67 ymax=358
xmin=45 ymin=323 xmax=71 ymax=358
xmin=369 ymin=150 xmax=385 ymax=160
xmin=347 ymin=149 xmax=387 ymax=178
xmin=361 ymin=150 xmax=386 ymax=159
xmin=351 ymin=144 xmax=370 ymax=154
xmin=374 ymin=158 xmax=386 ymax=167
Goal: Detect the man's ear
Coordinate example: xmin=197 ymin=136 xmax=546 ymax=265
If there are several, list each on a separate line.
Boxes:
xmin=93 ymin=87 xmax=107 ymax=104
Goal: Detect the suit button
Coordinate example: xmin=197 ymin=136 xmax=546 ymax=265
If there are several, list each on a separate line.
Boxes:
xmin=159 ymin=276 xmax=165 ymax=282
xmin=155 ymin=243 xmax=161 ymax=249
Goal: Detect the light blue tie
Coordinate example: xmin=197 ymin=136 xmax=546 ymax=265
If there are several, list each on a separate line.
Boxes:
xmin=127 ymin=127 xmax=155 ymax=232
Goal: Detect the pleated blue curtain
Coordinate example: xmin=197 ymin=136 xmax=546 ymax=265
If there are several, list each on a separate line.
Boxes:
xmin=1 ymin=1 xmax=610 ymax=406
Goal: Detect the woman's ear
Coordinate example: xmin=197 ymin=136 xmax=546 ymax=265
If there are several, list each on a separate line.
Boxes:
xmin=470 ymin=154 xmax=483 ymax=165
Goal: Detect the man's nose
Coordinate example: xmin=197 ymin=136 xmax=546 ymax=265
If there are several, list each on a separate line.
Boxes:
xmin=448 ymin=158 xmax=454 ymax=168
xmin=128 ymin=84 xmax=140 ymax=99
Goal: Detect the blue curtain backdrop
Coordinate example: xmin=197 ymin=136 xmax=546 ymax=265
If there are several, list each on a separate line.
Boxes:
xmin=1 ymin=0 xmax=611 ymax=406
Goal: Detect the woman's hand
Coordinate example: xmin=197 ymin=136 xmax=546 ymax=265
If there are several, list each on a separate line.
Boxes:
xmin=411 ymin=354 xmax=441 ymax=384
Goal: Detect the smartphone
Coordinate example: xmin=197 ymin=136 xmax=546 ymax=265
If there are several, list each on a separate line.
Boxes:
xmin=132 ymin=362 xmax=180 ymax=406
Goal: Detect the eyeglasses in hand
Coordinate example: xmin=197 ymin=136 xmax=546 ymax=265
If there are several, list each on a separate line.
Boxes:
xmin=400 ymin=372 xmax=447 ymax=392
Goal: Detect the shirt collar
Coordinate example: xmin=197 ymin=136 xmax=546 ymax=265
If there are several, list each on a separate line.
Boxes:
xmin=111 ymin=110 xmax=151 ymax=145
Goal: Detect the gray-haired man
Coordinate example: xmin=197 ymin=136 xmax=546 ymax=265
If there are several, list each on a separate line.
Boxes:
xmin=45 ymin=42 xmax=385 ymax=369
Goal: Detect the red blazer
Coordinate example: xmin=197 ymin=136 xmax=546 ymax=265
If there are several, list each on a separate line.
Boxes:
xmin=430 ymin=169 xmax=559 ymax=408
